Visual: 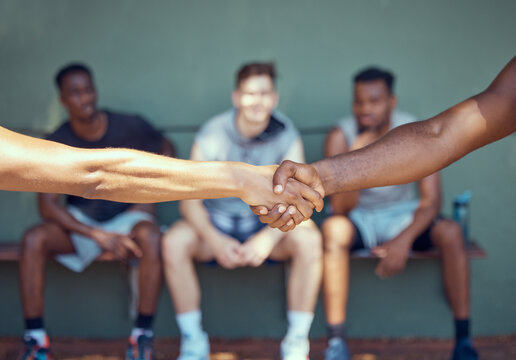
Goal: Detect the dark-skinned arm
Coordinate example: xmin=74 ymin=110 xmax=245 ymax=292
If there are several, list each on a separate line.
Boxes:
xmin=274 ymin=56 xmax=516 ymax=197
xmin=38 ymin=193 xmax=142 ymax=259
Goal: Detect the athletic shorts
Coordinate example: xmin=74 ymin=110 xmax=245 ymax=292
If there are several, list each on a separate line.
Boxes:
xmin=56 ymin=206 xmax=155 ymax=272
xmin=203 ymin=210 xmax=271 ymax=266
xmin=348 ymin=200 xmax=442 ymax=251
xmin=209 ymin=211 xmax=267 ymax=243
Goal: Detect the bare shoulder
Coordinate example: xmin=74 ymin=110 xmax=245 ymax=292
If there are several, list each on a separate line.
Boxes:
xmin=324 ymin=126 xmax=348 ymax=157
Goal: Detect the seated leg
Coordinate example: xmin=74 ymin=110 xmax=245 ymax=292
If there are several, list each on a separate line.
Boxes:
xmin=19 ymin=222 xmax=74 ymax=358
xmin=431 ymin=219 xmax=478 ymax=360
xmin=269 ymin=220 xmax=322 ymax=360
xmin=163 ymin=220 xmax=212 ymax=360
xmin=126 ymin=220 xmax=163 ymax=360
xmin=321 ymin=215 xmax=355 ymax=360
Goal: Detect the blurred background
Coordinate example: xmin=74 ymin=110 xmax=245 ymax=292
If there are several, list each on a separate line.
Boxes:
xmin=0 ymin=0 xmax=515 ymax=340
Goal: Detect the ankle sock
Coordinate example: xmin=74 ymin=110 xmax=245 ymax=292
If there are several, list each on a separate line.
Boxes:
xmin=176 ymin=310 xmax=204 ymax=338
xmin=327 ymin=322 xmax=347 ymax=340
xmin=455 ymin=318 xmax=470 ymax=341
xmin=135 ymin=313 xmax=154 ymax=330
xmin=285 ymin=311 xmax=314 ymax=340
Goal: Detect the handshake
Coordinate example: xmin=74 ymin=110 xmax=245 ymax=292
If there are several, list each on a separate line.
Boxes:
xmin=239 ymin=160 xmax=325 ymax=232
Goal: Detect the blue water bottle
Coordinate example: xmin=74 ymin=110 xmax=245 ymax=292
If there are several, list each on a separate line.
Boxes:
xmin=453 ymin=190 xmax=472 ymax=244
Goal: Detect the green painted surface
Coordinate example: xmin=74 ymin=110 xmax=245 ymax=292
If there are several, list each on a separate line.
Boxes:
xmin=0 ymin=0 xmax=515 ymax=338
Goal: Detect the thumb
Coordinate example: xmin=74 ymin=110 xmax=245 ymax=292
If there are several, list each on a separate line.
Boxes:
xmin=250 ymin=205 xmax=269 ymax=216
xmin=126 ymin=240 xmax=142 ymax=258
xmin=371 ymin=246 xmax=387 ymax=258
xmin=273 ymin=160 xmax=298 ymax=194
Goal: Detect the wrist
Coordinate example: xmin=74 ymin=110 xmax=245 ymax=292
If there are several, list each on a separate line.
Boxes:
xmin=312 ymin=161 xmax=330 ymax=196
xmin=89 ymin=228 xmax=104 ymax=243
xmin=226 ymin=162 xmax=254 ymax=200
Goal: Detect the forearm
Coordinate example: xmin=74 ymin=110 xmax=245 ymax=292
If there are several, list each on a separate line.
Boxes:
xmin=77 ymin=149 xmax=250 ymax=203
xmin=40 ymin=203 xmax=97 ymax=238
xmin=0 ymin=128 xmax=249 ymax=202
xmin=312 ymin=119 xmax=450 ymax=194
xmin=313 ymin=57 xmax=516 ymax=195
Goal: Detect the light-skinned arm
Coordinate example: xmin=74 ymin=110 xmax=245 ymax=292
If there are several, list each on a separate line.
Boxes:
xmin=0 ymin=125 xmax=323 ymax=211
xmin=179 ymin=143 xmax=244 ymax=269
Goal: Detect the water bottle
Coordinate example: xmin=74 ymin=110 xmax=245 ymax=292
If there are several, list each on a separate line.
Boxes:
xmin=453 ymin=190 xmax=472 ymax=244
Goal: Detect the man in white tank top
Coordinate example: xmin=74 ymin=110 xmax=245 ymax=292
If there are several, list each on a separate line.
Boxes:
xmin=322 ymin=68 xmax=477 ymax=360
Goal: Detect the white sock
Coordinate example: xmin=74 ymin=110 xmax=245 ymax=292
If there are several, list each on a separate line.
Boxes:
xmin=131 ymin=327 xmax=153 ymax=339
xmin=176 ymin=310 xmax=204 ymax=338
xmin=285 ymin=311 xmax=314 ymax=340
xmin=24 ymin=329 xmax=48 ymax=347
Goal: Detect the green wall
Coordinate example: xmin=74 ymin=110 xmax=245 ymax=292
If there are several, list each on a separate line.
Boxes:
xmin=0 ymin=0 xmax=515 ymax=338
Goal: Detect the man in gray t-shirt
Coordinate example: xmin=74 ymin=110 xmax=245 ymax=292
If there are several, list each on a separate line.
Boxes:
xmin=322 ymin=67 xmax=477 ymax=360
xmin=162 ymin=62 xmax=322 ymax=360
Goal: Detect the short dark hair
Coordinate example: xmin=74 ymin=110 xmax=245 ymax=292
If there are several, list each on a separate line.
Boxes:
xmin=353 ymin=66 xmax=395 ymax=93
xmin=55 ymin=62 xmax=93 ymax=89
xmin=236 ymin=62 xmax=276 ymax=88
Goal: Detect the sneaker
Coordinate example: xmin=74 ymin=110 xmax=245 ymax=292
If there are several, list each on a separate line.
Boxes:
xmin=20 ymin=336 xmax=52 ymax=360
xmin=126 ymin=333 xmax=154 ymax=360
xmin=177 ymin=332 xmax=210 ymax=360
xmin=452 ymin=337 xmax=479 ymax=360
xmin=324 ymin=338 xmax=350 ymax=360
xmin=281 ymin=336 xmax=309 ymax=360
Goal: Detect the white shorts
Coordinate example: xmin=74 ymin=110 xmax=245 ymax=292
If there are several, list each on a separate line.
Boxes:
xmin=56 ymin=206 xmax=155 ymax=272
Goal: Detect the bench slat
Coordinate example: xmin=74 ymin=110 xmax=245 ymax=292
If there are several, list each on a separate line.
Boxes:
xmin=0 ymin=241 xmax=486 ymax=262
xmin=0 ymin=243 xmax=117 ymax=261
xmin=350 ymin=241 xmax=486 ymax=259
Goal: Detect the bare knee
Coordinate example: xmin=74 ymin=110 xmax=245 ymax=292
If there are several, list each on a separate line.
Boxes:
xmin=133 ymin=221 xmax=162 ymax=260
xmin=321 ymin=215 xmax=355 ymax=252
xmin=432 ymin=219 xmax=465 ymax=254
xmin=288 ymin=224 xmax=323 ymax=263
xmin=162 ymin=221 xmax=198 ymax=266
xmin=21 ymin=224 xmax=54 ymax=257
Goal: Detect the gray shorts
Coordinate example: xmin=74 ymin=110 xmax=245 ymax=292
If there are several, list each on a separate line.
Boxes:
xmin=56 ymin=206 xmax=155 ymax=272
xmin=349 ymin=200 xmax=420 ymax=249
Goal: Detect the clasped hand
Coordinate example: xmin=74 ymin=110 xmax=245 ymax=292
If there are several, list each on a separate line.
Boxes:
xmin=244 ymin=162 xmax=325 ymax=232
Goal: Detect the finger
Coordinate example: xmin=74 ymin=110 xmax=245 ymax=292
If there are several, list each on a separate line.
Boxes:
xmin=375 ymin=263 xmax=386 ymax=278
xmin=273 ymin=160 xmax=298 ymax=194
xmin=279 ymin=218 xmax=296 ymax=232
xmin=257 ymin=204 xmax=287 ymax=224
xmin=287 ymin=192 xmax=314 ymax=220
xmin=297 ymin=180 xmax=325 ymax=212
xmin=250 ymin=257 xmax=263 ymax=267
xmin=371 ymin=247 xmax=387 ymax=258
xmin=286 ymin=205 xmax=305 ymax=225
xmin=116 ymin=245 xmax=127 ymax=260
xmin=270 ymin=210 xmax=295 ymax=230
xmin=125 ymin=240 xmax=143 ymax=258
xmin=250 ymin=205 xmax=269 ymax=216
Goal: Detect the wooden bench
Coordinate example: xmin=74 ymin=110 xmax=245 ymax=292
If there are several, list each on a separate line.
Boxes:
xmin=350 ymin=240 xmax=486 ymax=259
xmin=0 ymin=240 xmax=486 ymax=261
xmin=0 ymin=243 xmax=119 ymax=261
